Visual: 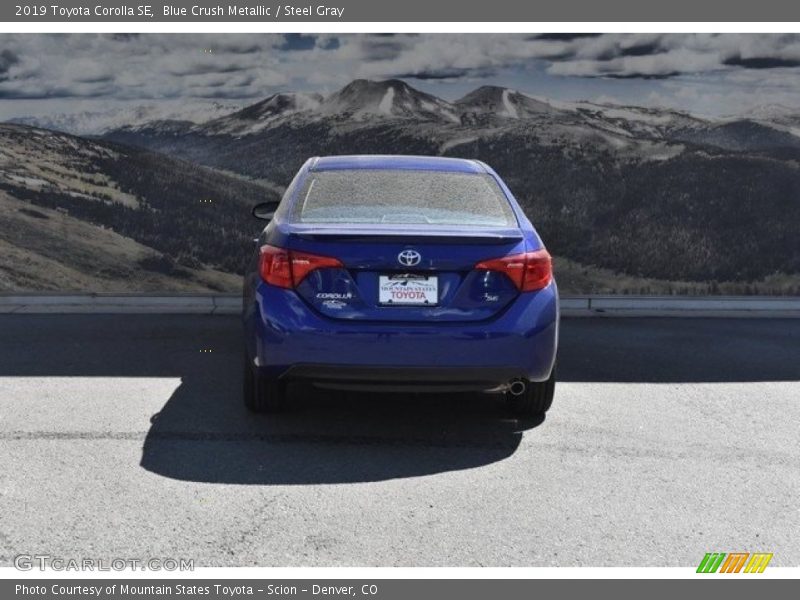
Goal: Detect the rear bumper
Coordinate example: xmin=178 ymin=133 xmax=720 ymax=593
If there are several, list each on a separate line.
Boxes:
xmin=245 ymin=280 xmax=559 ymax=385
xmin=279 ymin=364 xmax=527 ymax=393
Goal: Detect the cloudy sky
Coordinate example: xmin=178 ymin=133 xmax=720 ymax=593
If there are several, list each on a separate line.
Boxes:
xmin=4 ymin=33 xmax=800 ymax=121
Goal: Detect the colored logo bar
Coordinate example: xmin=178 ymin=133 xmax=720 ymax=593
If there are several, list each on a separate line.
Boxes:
xmin=697 ymin=553 xmax=773 ymax=573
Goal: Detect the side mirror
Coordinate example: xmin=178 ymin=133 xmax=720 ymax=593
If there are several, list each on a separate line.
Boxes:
xmin=252 ymin=201 xmax=280 ymax=221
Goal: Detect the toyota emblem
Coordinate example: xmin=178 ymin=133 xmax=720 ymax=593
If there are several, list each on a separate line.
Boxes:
xmin=397 ymin=249 xmax=422 ymax=267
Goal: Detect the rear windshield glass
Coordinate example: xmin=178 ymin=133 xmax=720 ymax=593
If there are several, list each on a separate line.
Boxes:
xmin=291 ymin=169 xmax=517 ymax=227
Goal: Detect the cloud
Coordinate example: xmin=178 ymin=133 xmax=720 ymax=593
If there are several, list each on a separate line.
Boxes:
xmin=391 ymin=66 xmax=498 ymax=80
xmin=105 ymin=33 xmax=139 ymax=42
xmin=540 ymin=33 xmax=800 ymax=79
xmin=2 ymin=33 xmax=800 ymax=112
xmin=339 ymin=34 xmax=800 ymax=82
xmin=619 ymin=41 xmax=663 ymax=57
xmin=0 ymin=33 xmax=293 ymax=100
xmin=531 ymin=33 xmax=603 ymax=41
xmin=723 ymin=56 xmax=800 ymax=69
xmin=0 ymin=49 xmax=20 ymax=71
xmin=0 ymin=48 xmax=20 ymax=82
xmin=279 ymin=33 xmax=317 ymax=51
xmin=356 ymin=35 xmax=415 ymax=62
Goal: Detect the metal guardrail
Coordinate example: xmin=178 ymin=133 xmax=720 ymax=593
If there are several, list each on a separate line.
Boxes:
xmin=0 ymin=294 xmax=799 ymax=317
xmin=0 ymin=294 xmax=240 ymax=314
xmin=560 ymin=295 xmax=800 ymax=317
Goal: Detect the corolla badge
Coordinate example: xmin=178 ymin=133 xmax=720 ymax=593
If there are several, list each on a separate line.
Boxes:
xmin=397 ymin=249 xmax=422 ymax=267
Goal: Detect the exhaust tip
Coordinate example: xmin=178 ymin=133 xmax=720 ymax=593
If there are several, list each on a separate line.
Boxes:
xmin=508 ymin=379 xmax=526 ymax=396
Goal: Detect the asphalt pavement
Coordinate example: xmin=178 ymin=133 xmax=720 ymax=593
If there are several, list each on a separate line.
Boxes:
xmin=0 ymin=314 xmax=798 ymax=567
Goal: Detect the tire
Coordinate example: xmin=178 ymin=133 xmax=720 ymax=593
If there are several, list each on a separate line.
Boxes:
xmin=243 ymin=350 xmax=286 ymax=413
xmin=506 ymin=368 xmax=556 ymax=417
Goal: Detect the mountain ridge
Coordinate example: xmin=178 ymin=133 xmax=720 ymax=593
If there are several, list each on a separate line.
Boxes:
xmin=99 ymin=79 xmax=800 ymax=287
xmin=3 ymin=78 xmax=800 ymax=293
xmin=16 ymin=77 xmax=800 ymax=143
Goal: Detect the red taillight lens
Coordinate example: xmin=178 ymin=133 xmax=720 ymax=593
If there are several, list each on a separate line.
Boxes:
xmin=259 ymin=245 xmax=343 ymax=289
xmin=289 ymin=250 xmax=344 ymax=286
xmin=475 ymin=248 xmax=552 ymax=292
xmin=259 ymin=245 xmax=293 ymax=288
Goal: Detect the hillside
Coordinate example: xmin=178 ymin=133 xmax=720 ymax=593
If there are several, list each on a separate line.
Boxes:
xmin=0 ymin=123 xmax=277 ymax=292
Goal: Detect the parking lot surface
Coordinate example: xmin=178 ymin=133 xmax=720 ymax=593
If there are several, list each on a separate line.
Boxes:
xmin=0 ymin=315 xmax=798 ymax=566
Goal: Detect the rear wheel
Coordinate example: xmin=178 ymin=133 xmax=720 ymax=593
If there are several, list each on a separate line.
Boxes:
xmin=506 ymin=368 xmax=555 ymax=417
xmin=243 ymin=351 xmax=286 ymax=413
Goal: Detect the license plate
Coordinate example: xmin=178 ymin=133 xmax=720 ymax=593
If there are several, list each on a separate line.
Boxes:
xmin=378 ymin=274 xmax=438 ymax=305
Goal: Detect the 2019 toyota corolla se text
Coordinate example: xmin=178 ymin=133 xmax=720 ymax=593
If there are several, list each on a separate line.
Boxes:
xmin=242 ymin=155 xmax=559 ymax=416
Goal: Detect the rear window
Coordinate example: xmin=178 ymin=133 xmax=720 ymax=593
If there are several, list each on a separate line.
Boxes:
xmin=291 ymin=169 xmax=517 ymax=227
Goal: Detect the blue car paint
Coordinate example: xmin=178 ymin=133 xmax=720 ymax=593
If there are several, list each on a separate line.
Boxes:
xmin=243 ymin=155 xmax=558 ymax=388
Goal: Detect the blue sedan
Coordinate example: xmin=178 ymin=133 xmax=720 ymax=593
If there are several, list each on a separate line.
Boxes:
xmin=243 ymin=155 xmax=559 ymax=416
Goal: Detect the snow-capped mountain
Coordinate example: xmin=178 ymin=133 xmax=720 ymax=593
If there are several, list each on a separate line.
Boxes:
xmin=731 ymin=103 xmax=800 ymax=124
xmin=16 ymin=78 xmax=800 ymax=153
xmin=319 ymin=79 xmax=460 ymax=122
xmin=109 ymin=79 xmax=715 ymax=150
xmin=718 ymin=104 xmax=800 ymax=140
xmin=568 ymin=102 xmax=706 ymax=138
xmin=7 ymin=101 xmax=241 ymax=136
xmin=455 ymin=86 xmax=560 ymax=120
xmin=200 ymin=92 xmax=324 ymax=135
xmin=234 ymin=92 xmax=323 ymax=120
xmin=100 ymin=78 xmax=800 ymax=172
xmin=105 ymin=79 xmax=713 ymax=154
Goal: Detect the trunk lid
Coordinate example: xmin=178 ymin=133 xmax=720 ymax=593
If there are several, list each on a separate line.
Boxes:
xmin=283 ymin=224 xmax=526 ymax=322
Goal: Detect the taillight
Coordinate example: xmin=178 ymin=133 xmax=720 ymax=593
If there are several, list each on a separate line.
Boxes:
xmin=475 ymin=248 xmax=552 ymax=292
xmin=290 ymin=250 xmax=344 ymax=285
xmin=259 ymin=245 xmax=343 ymax=289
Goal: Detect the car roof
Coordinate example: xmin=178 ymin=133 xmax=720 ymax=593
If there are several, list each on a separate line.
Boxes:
xmin=310 ymin=155 xmax=487 ymax=173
